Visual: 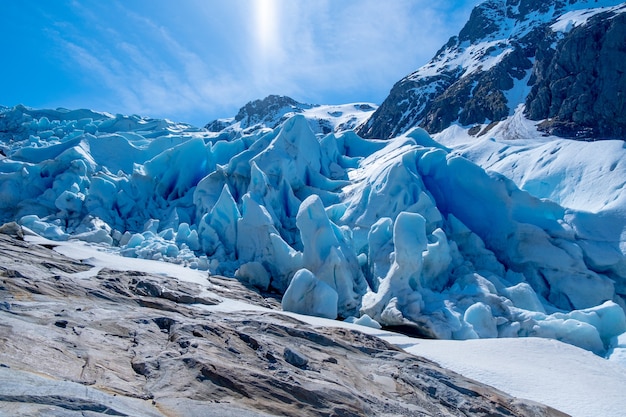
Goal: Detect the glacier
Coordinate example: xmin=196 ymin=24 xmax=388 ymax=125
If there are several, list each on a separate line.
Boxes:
xmin=1 ymin=104 xmax=625 ymax=356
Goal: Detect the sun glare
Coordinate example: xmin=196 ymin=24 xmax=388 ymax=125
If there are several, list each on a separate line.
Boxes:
xmin=255 ymin=0 xmax=280 ymax=57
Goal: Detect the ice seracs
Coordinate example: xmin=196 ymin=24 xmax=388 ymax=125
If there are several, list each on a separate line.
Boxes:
xmin=1 ymin=104 xmax=625 ymax=357
xmin=281 ymin=268 xmax=339 ymax=319
xmin=361 ymin=212 xmax=429 ymax=327
xmin=296 ymin=194 xmax=366 ymax=318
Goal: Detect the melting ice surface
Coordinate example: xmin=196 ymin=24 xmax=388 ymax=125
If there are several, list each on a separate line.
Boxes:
xmin=1 ymin=105 xmax=625 ymax=358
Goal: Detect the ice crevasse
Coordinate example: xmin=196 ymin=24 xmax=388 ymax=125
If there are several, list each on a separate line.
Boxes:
xmin=1 ymin=107 xmax=625 ymax=355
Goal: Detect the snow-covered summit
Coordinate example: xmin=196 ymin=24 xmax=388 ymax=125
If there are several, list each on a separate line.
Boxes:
xmin=205 ymin=94 xmax=377 ymax=137
xmin=1 ymin=104 xmax=625 ymax=358
xmin=358 ymin=0 xmax=626 ymax=139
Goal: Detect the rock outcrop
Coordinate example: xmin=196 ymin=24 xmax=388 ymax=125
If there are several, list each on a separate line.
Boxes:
xmin=205 ymin=95 xmax=310 ymax=132
xmin=525 ymin=11 xmax=626 ymax=139
xmin=358 ymin=0 xmax=626 ymax=140
xmin=0 ymin=231 xmax=566 ymax=416
xmin=205 ymin=95 xmax=377 ymax=137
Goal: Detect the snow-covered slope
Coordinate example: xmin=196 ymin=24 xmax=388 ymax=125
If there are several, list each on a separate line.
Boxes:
xmin=435 ymin=107 xmax=626 ymax=215
xmin=1 ymin=104 xmax=625 ymax=358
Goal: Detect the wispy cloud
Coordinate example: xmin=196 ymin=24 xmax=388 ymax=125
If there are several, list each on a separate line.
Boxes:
xmin=45 ymin=1 xmax=251 ymax=124
xmin=226 ymin=0 xmax=478 ymax=105
xmin=42 ymin=0 xmax=477 ymax=125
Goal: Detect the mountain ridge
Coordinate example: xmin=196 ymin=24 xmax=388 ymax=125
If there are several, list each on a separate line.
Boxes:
xmin=356 ymin=0 xmax=626 ymax=140
xmin=205 ymin=94 xmax=377 ymax=137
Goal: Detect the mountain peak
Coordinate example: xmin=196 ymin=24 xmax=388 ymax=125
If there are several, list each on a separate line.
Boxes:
xmin=358 ymin=0 xmax=626 ymax=140
xmin=205 ymin=95 xmax=310 ymax=132
xmin=205 ymin=95 xmax=377 ymax=137
xmin=234 ymin=95 xmax=310 ymax=126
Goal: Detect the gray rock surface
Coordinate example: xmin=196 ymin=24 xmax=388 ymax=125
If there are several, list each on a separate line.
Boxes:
xmin=0 ymin=231 xmax=567 ymax=416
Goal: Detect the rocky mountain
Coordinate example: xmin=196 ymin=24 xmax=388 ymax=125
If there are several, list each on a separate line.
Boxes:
xmin=0 ymin=226 xmax=565 ymax=417
xmin=205 ymin=95 xmax=309 ymax=133
xmin=205 ymin=94 xmax=376 ymax=137
xmin=357 ymin=0 xmax=626 ymax=140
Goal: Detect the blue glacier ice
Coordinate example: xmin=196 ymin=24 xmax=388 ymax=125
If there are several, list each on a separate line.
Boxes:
xmin=1 ymin=105 xmax=625 ymax=355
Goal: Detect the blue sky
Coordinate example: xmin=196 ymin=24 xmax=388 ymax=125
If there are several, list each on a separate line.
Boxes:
xmin=2 ymin=1 xmax=477 ymax=127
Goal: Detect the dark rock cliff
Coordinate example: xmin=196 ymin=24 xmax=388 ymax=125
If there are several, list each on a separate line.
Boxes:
xmin=525 ymin=12 xmax=626 ymax=139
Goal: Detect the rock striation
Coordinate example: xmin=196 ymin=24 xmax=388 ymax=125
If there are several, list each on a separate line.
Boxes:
xmin=0 ymin=229 xmax=566 ymax=417
xmin=357 ymin=0 xmax=626 ymax=140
